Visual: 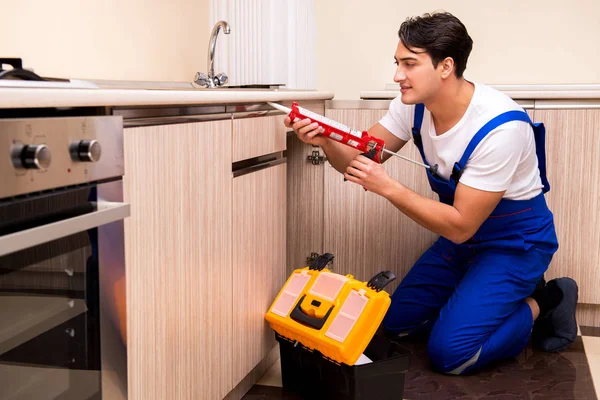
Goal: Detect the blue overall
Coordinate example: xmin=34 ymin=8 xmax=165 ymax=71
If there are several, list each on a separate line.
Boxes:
xmin=383 ymin=104 xmax=559 ymax=374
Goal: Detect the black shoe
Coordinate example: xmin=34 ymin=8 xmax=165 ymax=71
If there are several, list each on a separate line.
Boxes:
xmin=532 ymin=277 xmax=578 ymax=352
xmin=532 ymin=276 xmax=546 ymax=297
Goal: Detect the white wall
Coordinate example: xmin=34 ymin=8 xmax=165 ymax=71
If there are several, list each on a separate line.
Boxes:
xmin=1 ymin=0 xmax=210 ymax=82
xmin=316 ymin=0 xmax=600 ymax=99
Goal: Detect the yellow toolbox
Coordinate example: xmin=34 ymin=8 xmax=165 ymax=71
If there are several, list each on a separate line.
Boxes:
xmin=265 ymin=253 xmax=396 ymax=366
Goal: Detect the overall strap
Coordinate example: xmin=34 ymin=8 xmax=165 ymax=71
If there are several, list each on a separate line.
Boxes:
xmin=451 ymin=110 xmax=532 ymax=183
xmin=411 ymin=103 xmax=428 ymax=164
xmin=533 ymin=122 xmax=551 ymax=193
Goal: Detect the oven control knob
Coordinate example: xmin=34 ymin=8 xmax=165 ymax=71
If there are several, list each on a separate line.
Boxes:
xmin=11 ymin=143 xmax=52 ymax=170
xmin=71 ymin=140 xmax=102 ymax=162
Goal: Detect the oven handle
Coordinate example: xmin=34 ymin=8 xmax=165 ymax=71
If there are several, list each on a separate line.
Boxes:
xmin=0 ymin=201 xmax=130 ymax=257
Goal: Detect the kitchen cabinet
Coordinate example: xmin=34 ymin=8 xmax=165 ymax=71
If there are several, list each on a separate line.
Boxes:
xmin=322 ymin=109 xmax=437 ymax=293
xmin=123 ymin=113 xmax=292 ymax=400
xmin=535 ymin=109 xmax=600 ymax=304
xmin=231 ymin=114 xmax=288 ymax=388
xmin=232 ymin=162 xmax=287 ymax=384
xmin=124 ymin=120 xmax=233 ymax=400
xmin=117 ymin=98 xmax=600 ymax=400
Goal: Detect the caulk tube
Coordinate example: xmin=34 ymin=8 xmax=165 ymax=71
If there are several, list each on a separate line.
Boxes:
xmin=267 ymin=102 xmax=294 ymax=118
xmin=267 ymin=102 xmax=384 ymax=159
xmin=269 ymin=101 xmax=387 ymax=191
xmin=268 ymin=103 xmax=434 ymax=172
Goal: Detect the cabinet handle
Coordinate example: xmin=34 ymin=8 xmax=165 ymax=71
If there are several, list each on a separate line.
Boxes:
xmin=0 ymin=202 xmax=130 ymax=257
xmin=232 ymin=155 xmax=286 ymax=178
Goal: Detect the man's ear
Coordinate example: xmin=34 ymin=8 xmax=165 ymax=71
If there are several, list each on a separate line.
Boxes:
xmin=440 ymin=57 xmax=455 ymax=79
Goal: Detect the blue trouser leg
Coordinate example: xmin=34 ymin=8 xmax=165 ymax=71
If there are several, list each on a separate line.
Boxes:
xmin=384 ymin=194 xmax=558 ymax=374
xmin=383 ymin=240 xmax=553 ymax=374
xmin=383 ymin=237 xmax=471 ymax=335
xmin=427 ymin=246 xmax=552 ymax=374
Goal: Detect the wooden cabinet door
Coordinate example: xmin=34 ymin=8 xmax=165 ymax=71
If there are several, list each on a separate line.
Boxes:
xmin=285 ymin=101 xmax=326 ymax=273
xmin=124 ymin=120 xmax=233 ymax=400
xmin=286 ymin=138 xmax=325 ymax=272
xmin=323 ymin=109 xmax=437 ymax=293
xmin=232 ymin=162 xmax=287 ymax=384
xmin=534 ymin=109 xmax=600 ymax=304
xmin=233 ymin=115 xmax=287 ymax=162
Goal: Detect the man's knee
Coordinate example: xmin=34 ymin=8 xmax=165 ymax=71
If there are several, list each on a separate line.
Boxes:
xmin=427 ymin=327 xmax=482 ymax=375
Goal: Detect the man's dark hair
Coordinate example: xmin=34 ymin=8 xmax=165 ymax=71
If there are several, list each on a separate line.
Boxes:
xmin=398 ymin=12 xmax=473 ymax=78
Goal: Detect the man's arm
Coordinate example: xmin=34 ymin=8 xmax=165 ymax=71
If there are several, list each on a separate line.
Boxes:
xmin=382 ymin=180 xmax=504 ymax=243
xmin=342 ymin=153 xmax=504 ymax=243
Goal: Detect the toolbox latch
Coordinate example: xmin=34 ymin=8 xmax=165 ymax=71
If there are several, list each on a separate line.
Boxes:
xmin=308 ymin=252 xmax=335 ymax=271
xmin=367 ymin=271 xmax=396 ymax=292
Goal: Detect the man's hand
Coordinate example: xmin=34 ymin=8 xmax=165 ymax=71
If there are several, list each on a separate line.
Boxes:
xmin=284 ymin=117 xmax=328 ymax=147
xmin=343 ymin=154 xmax=396 ymax=195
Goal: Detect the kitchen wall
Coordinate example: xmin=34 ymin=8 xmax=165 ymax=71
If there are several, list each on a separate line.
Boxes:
xmin=2 ymin=0 xmax=210 ymax=82
xmin=316 ymin=0 xmax=600 ymax=99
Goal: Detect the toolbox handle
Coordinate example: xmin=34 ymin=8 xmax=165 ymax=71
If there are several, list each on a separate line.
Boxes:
xmin=290 ymin=295 xmax=334 ymax=330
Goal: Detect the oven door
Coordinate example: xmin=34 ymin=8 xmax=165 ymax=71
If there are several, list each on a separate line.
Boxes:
xmin=0 ymin=182 xmax=129 ymax=400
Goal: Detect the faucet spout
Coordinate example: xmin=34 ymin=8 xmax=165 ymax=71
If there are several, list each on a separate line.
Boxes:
xmin=194 ymin=20 xmax=231 ymax=88
xmin=208 ymin=21 xmax=231 ymax=82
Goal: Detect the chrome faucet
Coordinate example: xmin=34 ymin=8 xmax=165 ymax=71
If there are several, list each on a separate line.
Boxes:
xmin=194 ymin=21 xmax=231 ymax=88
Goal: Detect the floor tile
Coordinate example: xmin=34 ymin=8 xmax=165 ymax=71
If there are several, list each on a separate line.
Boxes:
xmin=399 ymin=336 xmax=596 ymax=399
xmin=242 ymin=385 xmax=302 ymax=399
xmin=244 ymin=336 xmax=597 ymax=399
xmin=584 ymin=336 xmax=600 ymax=354
xmin=586 ymin=352 xmax=600 ymax=400
xmin=256 ymin=359 xmax=282 ymax=387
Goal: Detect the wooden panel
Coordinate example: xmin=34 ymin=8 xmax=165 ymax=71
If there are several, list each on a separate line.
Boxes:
xmin=286 ymin=139 xmax=325 ymax=272
xmin=534 ymin=109 xmax=600 ymax=304
xmin=286 ymin=101 xmax=326 ymax=273
xmin=232 ymin=163 xmax=287 ymax=384
xmin=577 ymin=304 xmax=600 ymax=328
xmin=323 ymin=109 xmax=437 ymax=293
xmin=124 ymin=120 xmax=233 ymax=400
xmin=233 ymin=115 xmax=286 ymax=162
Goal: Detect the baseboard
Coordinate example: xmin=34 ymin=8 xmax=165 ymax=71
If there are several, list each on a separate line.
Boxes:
xmin=577 ymin=303 xmax=600 ymax=327
xmin=223 ymin=345 xmax=280 ymax=400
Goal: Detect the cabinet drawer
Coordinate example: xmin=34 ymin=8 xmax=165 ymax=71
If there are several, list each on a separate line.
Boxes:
xmin=233 ymin=115 xmax=286 ymax=162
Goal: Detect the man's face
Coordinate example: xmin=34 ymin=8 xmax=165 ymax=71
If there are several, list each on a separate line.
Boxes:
xmin=393 ymin=41 xmax=443 ymax=104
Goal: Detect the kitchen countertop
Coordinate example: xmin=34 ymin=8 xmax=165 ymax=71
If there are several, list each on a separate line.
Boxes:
xmin=360 ymin=84 xmax=600 ymax=100
xmin=0 ymin=86 xmax=334 ymax=109
xmin=3 ymin=82 xmax=599 ymax=110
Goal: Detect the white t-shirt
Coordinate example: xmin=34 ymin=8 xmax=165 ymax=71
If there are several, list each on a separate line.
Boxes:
xmin=378 ymin=82 xmax=543 ymax=201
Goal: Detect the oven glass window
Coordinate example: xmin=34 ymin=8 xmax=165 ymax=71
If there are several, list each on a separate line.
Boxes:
xmin=0 ymin=187 xmax=102 ymax=399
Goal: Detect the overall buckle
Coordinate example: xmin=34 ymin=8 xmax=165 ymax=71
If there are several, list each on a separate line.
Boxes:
xmin=451 ymin=163 xmax=464 ymax=184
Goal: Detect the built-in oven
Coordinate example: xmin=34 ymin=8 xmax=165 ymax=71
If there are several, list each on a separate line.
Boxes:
xmin=0 ymin=115 xmax=129 ymax=399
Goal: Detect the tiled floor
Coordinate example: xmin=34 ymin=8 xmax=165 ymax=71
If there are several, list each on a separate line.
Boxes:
xmin=242 ymin=326 xmax=600 ymax=400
